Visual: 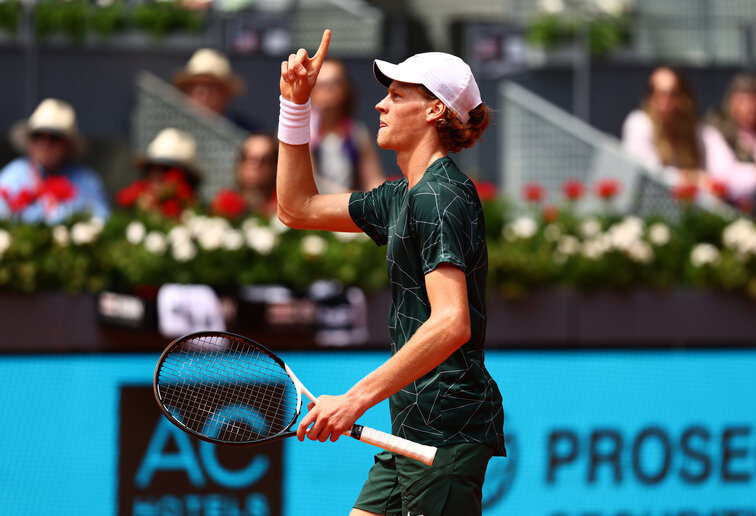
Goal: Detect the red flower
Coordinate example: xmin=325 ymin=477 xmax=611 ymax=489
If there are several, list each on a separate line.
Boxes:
xmin=708 ymin=179 xmax=728 ymax=199
xmin=595 ymin=178 xmax=621 ymax=200
xmin=160 ymin=199 xmax=182 ymax=218
xmin=39 ymin=175 xmax=77 ymax=203
xmin=211 ymin=188 xmax=247 ymax=220
xmin=523 ymin=182 xmax=545 ymax=203
xmin=671 ymin=183 xmax=698 ymax=202
xmin=562 ymin=179 xmax=585 ymax=201
xmin=1 ymin=187 xmax=38 ymax=213
xmin=541 ymin=204 xmax=559 ymax=223
xmin=472 ymin=180 xmax=497 ymax=201
xmin=162 ymin=169 xmax=186 ymax=185
xmin=116 ymin=180 xmax=150 ymax=207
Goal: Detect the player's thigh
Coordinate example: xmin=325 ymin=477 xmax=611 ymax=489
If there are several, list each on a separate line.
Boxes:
xmin=397 ymin=443 xmax=494 ymax=516
xmin=350 ymin=510 xmax=383 ymax=516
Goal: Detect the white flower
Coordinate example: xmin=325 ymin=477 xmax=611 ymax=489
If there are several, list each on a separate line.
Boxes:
xmin=167 ymin=225 xmax=192 ymax=246
xmin=144 ymin=231 xmax=167 ymax=255
xmin=245 ymin=226 xmax=277 ymax=255
xmin=557 ymin=235 xmax=580 ymax=256
xmin=172 ymin=241 xmax=197 ymax=262
xmin=241 ymin=217 xmax=262 ymax=232
xmin=722 ymin=218 xmax=756 ymax=257
xmin=594 ymin=0 xmax=631 ymax=16
xmin=301 ymin=234 xmax=327 ymax=257
xmin=194 ymin=218 xmax=230 ymax=251
xmin=626 ymin=241 xmax=654 ymax=264
xmin=0 ymin=229 xmax=11 ymax=255
xmin=52 ymin=225 xmax=69 ymax=247
xmin=333 ymin=231 xmax=367 ymax=242
xmin=581 ymin=240 xmax=606 ymax=260
xmin=504 ymin=216 xmax=538 ymax=240
xmin=543 ymin=224 xmax=562 ymax=242
xmin=648 ymin=223 xmax=671 ymax=246
xmin=269 ymin=216 xmax=291 ymax=235
xmin=71 ymin=221 xmax=99 ymax=245
xmin=607 ymin=217 xmax=644 ymax=251
xmin=579 ymin=218 xmax=602 ymax=239
xmin=690 ymin=243 xmax=720 ymax=267
xmin=539 ymin=0 xmax=565 ymax=14
xmin=126 ymin=221 xmax=146 ymax=245
xmin=222 ymin=229 xmax=244 ymax=251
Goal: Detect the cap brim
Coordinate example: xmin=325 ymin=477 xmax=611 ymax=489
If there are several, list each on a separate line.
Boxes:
xmin=373 ymin=59 xmax=422 ymax=88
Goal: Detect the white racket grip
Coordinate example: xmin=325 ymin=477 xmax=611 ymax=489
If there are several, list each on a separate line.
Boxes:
xmin=351 ymin=425 xmax=437 ymax=466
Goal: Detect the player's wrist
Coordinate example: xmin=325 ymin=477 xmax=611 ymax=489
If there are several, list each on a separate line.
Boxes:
xmin=278 ymin=95 xmax=311 ymax=145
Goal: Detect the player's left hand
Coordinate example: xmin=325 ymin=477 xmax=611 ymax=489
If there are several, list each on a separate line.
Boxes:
xmin=280 ymin=29 xmax=331 ymax=105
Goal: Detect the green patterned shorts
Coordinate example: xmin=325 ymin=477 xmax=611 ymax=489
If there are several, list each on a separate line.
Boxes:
xmin=352 ymin=442 xmax=495 ymax=516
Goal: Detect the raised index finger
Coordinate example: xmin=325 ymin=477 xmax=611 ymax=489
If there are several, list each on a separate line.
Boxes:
xmin=310 ymin=29 xmax=332 ymax=69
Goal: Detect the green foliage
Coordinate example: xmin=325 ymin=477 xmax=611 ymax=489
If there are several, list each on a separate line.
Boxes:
xmin=132 ymin=1 xmax=202 ymax=39
xmin=34 ymin=0 xmax=203 ymax=43
xmin=0 ymin=0 xmax=22 ymax=35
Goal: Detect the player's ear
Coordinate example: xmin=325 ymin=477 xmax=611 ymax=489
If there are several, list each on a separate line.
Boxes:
xmin=426 ymin=99 xmax=446 ymax=122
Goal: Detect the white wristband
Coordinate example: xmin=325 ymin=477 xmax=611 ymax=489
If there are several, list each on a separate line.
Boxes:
xmin=278 ymin=96 xmax=311 ymax=145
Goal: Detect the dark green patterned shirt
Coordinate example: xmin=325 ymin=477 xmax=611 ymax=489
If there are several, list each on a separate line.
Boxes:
xmin=349 ymin=156 xmax=505 ymax=455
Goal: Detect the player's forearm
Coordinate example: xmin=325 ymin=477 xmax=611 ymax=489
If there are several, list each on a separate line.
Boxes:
xmin=276 ymin=142 xmax=319 ymax=228
xmin=346 ymin=312 xmax=470 ymax=415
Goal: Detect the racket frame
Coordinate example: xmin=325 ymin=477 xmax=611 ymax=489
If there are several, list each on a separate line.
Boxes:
xmin=153 ymin=330 xmax=304 ymax=447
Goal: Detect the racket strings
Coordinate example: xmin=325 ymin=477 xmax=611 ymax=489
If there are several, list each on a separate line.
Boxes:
xmin=157 ymin=334 xmax=299 ymax=443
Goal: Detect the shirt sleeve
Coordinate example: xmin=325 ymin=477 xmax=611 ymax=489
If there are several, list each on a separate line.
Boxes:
xmin=701 ymin=125 xmax=756 ymax=201
xmin=348 ymin=181 xmax=397 ymax=246
xmin=409 ymin=181 xmax=476 ymax=275
xmin=622 ymin=110 xmax=664 ymax=171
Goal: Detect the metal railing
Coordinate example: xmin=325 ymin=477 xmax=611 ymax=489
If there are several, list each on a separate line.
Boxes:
xmin=131 ymin=71 xmax=248 ymax=201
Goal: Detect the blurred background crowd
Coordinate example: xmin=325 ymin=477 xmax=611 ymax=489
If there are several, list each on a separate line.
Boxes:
xmin=3 ymin=0 xmax=756 ymax=224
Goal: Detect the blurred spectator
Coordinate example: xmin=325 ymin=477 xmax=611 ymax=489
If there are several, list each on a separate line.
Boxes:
xmin=705 ymin=73 xmax=756 ymax=164
xmin=172 ymin=48 xmax=257 ymax=132
xmin=236 ymin=132 xmax=277 ymax=216
xmin=0 ymin=98 xmax=109 ymax=223
xmin=310 ymin=59 xmax=385 ymax=193
xmin=117 ymin=128 xmax=201 ymax=218
xmin=622 ymin=66 xmax=756 ymax=205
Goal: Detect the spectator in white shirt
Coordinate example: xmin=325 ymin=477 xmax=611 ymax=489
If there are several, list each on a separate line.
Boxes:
xmin=622 ymin=66 xmax=756 ymax=205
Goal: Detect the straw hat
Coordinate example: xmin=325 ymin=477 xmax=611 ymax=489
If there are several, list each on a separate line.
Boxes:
xmin=172 ymin=48 xmax=245 ymax=97
xmin=137 ymin=128 xmax=203 ymax=186
xmin=9 ymin=98 xmax=86 ymax=155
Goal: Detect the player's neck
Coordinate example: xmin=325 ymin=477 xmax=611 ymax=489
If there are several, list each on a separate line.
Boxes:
xmin=397 ymin=146 xmax=447 ymax=189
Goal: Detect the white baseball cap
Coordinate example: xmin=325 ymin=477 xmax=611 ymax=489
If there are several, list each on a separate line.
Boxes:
xmin=373 ymin=52 xmax=482 ymax=123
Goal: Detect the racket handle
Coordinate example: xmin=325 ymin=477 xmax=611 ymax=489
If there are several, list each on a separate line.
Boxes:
xmin=349 ymin=425 xmax=437 ymax=466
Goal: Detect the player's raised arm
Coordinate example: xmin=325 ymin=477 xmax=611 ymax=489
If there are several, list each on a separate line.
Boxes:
xmin=276 ymin=30 xmax=359 ymax=232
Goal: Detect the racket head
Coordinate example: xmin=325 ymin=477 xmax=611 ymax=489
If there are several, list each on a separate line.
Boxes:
xmin=153 ymin=331 xmax=302 ymax=446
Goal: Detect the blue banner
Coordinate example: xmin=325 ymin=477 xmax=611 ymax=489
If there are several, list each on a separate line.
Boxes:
xmin=0 ymin=350 xmax=754 ymax=515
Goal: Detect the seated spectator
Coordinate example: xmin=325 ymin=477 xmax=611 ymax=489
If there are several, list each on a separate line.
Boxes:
xmin=309 ymin=59 xmax=385 ymax=193
xmin=622 ymin=67 xmax=756 ymax=205
xmin=0 ymin=98 xmax=110 ymax=223
xmin=118 ymin=128 xmax=202 ymax=218
xmin=172 ymin=48 xmax=257 ymax=132
xmin=706 ymin=73 xmax=756 ymax=164
xmin=236 ymin=132 xmax=277 ymax=216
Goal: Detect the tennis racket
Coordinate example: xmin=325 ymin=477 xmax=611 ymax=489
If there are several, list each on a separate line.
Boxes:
xmin=153 ymin=330 xmax=437 ymax=466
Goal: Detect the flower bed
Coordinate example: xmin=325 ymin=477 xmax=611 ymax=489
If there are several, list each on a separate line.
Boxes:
xmin=0 ymin=177 xmax=754 ymax=299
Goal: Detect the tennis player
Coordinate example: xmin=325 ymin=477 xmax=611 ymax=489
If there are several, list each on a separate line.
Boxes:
xmin=276 ymin=30 xmax=505 ymax=516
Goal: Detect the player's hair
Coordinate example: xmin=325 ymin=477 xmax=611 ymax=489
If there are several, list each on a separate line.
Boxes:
xmin=418 ymin=85 xmax=491 ymax=153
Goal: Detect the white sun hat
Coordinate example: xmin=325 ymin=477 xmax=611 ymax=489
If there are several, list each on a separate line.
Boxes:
xmin=173 ymin=48 xmax=245 ymax=97
xmin=137 ymin=128 xmax=202 ymax=185
xmin=373 ymin=52 xmax=482 ymax=123
xmin=9 ymin=98 xmax=86 ymax=155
